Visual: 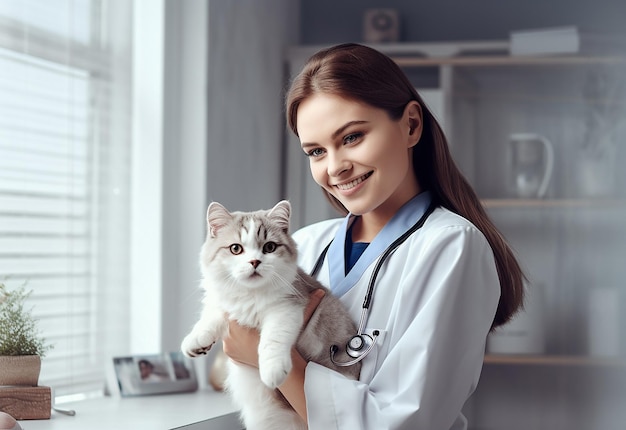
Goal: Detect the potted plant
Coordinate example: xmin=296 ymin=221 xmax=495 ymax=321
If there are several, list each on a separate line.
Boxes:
xmin=0 ymin=282 xmax=53 ymax=387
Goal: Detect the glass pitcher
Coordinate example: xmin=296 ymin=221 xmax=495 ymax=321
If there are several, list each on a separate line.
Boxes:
xmin=509 ymin=133 xmax=554 ymax=198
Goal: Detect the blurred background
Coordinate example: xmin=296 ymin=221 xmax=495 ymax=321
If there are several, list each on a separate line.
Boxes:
xmin=0 ymin=1 xmax=625 ymax=428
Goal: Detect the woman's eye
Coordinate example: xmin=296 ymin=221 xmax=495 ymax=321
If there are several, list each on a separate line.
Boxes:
xmin=343 ymin=132 xmax=363 ymax=145
xmin=306 ymin=148 xmax=325 ymax=158
xmin=229 ymin=244 xmax=243 ymax=255
xmin=263 ymin=242 xmax=277 ymax=253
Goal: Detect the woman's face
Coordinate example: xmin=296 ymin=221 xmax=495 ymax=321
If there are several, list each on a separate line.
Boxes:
xmin=297 ymin=93 xmax=421 ymax=222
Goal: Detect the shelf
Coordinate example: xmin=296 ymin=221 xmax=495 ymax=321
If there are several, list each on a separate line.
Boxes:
xmin=392 ymin=55 xmax=626 ymax=68
xmin=290 ymin=40 xmax=510 ymax=61
xmin=481 ymin=198 xmax=626 ymax=209
xmin=484 ymin=354 xmax=626 ymax=367
xmin=290 ymin=43 xmax=626 ymax=69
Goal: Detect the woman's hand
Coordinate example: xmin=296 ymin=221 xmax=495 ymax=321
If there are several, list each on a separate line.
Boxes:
xmin=303 ymin=288 xmax=326 ymax=324
xmin=223 ymin=319 xmax=260 ymax=368
xmin=222 ymin=289 xmax=326 ymax=368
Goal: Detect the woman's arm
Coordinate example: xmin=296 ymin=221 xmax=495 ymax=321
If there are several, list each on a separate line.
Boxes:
xmin=222 ymin=289 xmax=326 ymax=422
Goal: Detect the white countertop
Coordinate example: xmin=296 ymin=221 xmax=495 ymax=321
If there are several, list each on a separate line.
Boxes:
xmin=17 ymin=388 xmax=242 ymax=430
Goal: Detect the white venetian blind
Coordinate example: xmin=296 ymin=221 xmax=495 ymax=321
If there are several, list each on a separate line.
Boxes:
xmin=0 ymin=0 xmax=132 ymax=396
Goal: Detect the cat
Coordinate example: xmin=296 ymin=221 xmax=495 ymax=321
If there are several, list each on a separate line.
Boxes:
xmin=181 ymin=200 xmax=360 ymax=430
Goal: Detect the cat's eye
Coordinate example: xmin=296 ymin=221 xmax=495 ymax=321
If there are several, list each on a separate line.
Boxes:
xmin=263 ymin=242 xmax=277 ymax=254
xmin=229 ymin=244 xmax=243 ymax=255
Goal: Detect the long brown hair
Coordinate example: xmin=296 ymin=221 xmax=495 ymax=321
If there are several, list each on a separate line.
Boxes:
xmin=286 ymin=43 xmax=524 ymax=328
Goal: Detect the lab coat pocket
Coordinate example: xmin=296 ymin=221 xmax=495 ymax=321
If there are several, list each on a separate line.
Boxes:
xmin=358 ymin=328 xmax=387 ymax=383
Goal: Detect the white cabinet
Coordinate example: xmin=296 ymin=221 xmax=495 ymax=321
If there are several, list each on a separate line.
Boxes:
xmin=285 ymin=43 xmax=626 ymax=429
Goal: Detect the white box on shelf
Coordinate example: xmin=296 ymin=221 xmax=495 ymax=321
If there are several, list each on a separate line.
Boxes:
xmin=588 ymin=287 xmax=621 ymax=357
xmin=510 ymin=26 xmax=580 ymax=56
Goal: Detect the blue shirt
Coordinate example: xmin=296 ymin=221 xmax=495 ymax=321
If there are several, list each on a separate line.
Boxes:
xmin=345 ymin=221 xmax=369 ymax=274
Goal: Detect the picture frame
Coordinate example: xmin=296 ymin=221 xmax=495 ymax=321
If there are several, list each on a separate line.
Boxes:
xmin=106 ymin=351 xmax=198 ymax=397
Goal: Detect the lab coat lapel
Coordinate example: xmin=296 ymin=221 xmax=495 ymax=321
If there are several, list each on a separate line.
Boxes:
xmin=329 ymin=192 xmax=432 ymax=297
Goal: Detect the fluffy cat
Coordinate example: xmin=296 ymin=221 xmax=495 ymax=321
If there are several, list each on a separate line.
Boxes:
xmin=181 ymin=200 xmax=360 ymax=430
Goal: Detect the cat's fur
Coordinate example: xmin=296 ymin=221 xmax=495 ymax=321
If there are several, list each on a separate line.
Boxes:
xmin=181 ymin=200 xmax=360 ymax=430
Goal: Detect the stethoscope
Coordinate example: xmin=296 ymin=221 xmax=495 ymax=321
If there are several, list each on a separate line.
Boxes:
xmin=310 ymin=203 xmax=437 ymax=367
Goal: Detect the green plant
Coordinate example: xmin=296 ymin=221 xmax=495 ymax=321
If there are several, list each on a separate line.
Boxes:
xmin=0 ymin=282 xmax=53 ymax=357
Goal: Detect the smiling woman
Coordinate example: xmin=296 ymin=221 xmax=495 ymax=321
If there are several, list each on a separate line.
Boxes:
xmin=0 ymin=0 xmax=132 ymax=397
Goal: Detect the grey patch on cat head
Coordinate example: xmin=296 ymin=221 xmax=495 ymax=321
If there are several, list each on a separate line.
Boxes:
xmin=207 ymin=202 xmax=233 ymax=238
xmin=267 ymin=200 xmax=291 ymax=233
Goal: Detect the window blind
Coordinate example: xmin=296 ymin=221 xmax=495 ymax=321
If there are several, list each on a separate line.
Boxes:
xmin=0 ymin=0 xmax=132 ymax=397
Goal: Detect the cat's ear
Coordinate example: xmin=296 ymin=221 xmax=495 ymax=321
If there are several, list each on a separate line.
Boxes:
xmin=207 ymin=202 xmax=232 ymax=238
xmin=268 ymin=200 xmax=291 ymax=233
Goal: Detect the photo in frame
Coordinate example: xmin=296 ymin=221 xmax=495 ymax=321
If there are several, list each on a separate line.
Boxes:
xmin=106 ymin=351 xmax=198 ymax=397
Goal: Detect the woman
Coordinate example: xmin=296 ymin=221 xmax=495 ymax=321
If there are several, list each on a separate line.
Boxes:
xmin=224 ymin=43 xmax=524 ymax=430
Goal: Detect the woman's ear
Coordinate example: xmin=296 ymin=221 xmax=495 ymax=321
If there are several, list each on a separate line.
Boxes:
xmin=404 ymin=100 xmax=423 ymax=147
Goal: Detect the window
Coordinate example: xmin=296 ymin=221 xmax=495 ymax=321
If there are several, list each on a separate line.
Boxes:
xmin=0 ymin=0 xmax=132 ymax=397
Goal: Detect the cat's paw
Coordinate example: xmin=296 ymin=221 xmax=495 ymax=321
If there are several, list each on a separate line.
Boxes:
xmin=181 ymin=331 xmax=217 ymax=358
xmin=259 ymin=354 xmax=292 ymax=389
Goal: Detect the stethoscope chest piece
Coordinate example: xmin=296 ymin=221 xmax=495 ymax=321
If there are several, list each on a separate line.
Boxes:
xmin=347 ymin=333 xmax=374 ymax=358
xmin=331 ymin=330 xmax=380 ymax=367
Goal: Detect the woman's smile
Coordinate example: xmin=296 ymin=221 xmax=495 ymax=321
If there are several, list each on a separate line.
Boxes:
xmin=334 ymin=171 xmax=373 ymax=192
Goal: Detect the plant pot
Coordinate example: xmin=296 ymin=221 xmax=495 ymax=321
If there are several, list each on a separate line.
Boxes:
xmin=0 ymin=355 xmax=41 ymax=386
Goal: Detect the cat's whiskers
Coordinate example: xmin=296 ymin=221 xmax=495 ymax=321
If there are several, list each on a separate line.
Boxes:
xmin=272 ymin=271 xmax=305 ymax=300
xmin=295 ymin=272 xmax=318 ymax=294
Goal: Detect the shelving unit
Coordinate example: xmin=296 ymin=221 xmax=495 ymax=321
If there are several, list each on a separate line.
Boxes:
xmin=286 ymin=43 xmax=626 ymax=430
xmin=420 ymin=47 xmax=624 ymax=430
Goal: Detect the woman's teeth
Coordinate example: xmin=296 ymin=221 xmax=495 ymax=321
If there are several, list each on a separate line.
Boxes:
xmin=336 ymin=172 xmax=372 ymax=190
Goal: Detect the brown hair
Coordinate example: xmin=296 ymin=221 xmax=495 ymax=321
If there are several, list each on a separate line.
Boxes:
xmin=286 ymin=43 xmax=524 ymax=328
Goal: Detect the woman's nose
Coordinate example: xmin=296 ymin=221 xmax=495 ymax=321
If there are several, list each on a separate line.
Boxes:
xmin=327 ymin=151 xmax=351 ymax=177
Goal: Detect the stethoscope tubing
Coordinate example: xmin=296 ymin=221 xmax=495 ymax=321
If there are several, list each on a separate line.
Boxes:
xmin=312 ymin=203 xmax=437 ymax=367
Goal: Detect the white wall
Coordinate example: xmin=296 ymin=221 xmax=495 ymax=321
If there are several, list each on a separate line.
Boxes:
xmin=161 ymin=0 xmax=211 ymax=354
xmin=131 ymin=0 xmax=299 ymax=360
xmin=205 ymin=0 xmax=299 ymax=211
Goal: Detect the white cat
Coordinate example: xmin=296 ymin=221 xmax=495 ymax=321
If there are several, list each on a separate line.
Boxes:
xmin=181 ymin=200 xmax=360 ymax=430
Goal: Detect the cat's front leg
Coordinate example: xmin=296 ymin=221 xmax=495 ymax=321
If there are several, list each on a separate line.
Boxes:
xmin=181 ymin=301 xmax=227 ymax=358
xmin=257 ymin=306 xmax=304 ymax=388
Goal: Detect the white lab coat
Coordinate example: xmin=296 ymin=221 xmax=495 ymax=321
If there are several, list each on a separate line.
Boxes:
xmin=293 ymin=193 xmax=500 ymax=430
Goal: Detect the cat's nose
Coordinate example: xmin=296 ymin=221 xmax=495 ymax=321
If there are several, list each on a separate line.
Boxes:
xmin=249 ymin=259 xmax=261 ymax=269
